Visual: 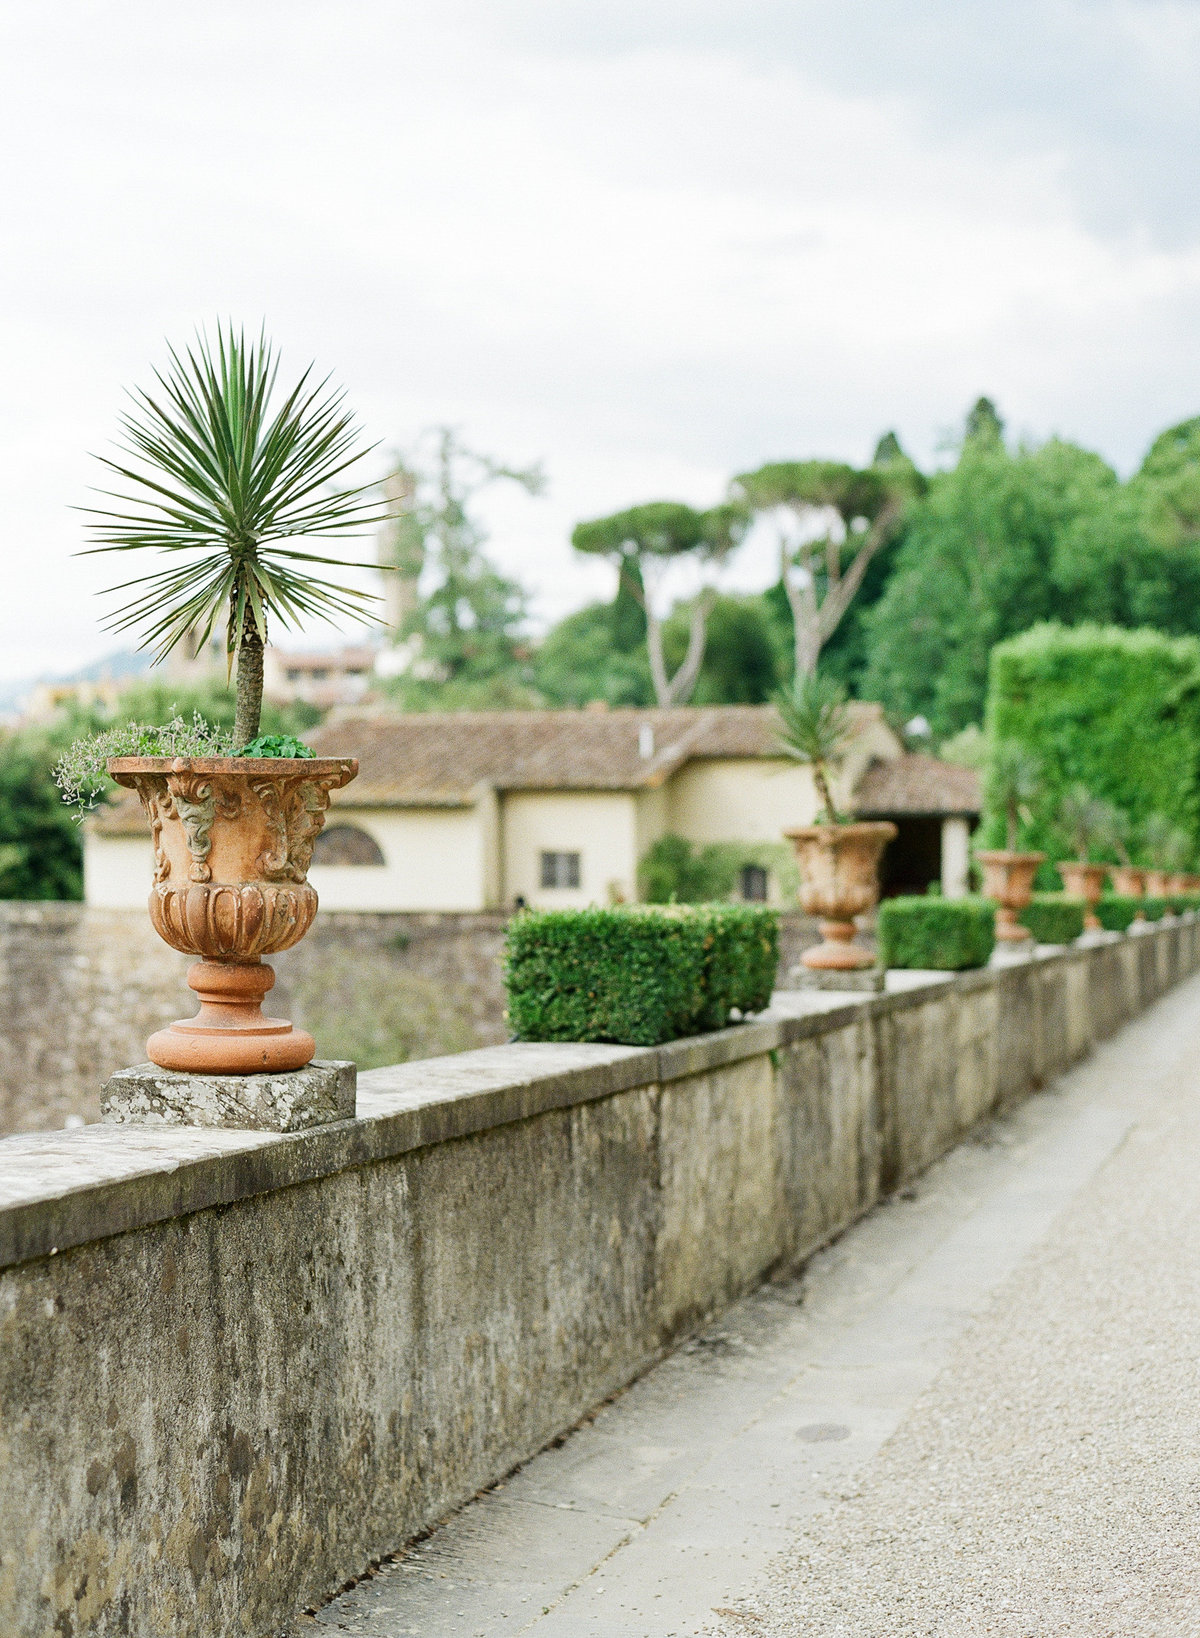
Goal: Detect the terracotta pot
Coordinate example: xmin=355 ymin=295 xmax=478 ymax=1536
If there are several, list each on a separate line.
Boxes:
xmin=1057 ymin=860 xmax=1106 ymax=931
xmin=975 ymin=850 xmax=1046 ymax=942
xmin=784 ymin=821 xmax=896 ymax=970
xmin=110 ymin=755 xmax=357 ymax=1073
xmin=1109 ymin=864 xmax=1145 ymax=920
xmin=1144 ymin=869 xmax=1171 ymax=896
xmin=1167 ymin=872 xmax=1189 ymax=896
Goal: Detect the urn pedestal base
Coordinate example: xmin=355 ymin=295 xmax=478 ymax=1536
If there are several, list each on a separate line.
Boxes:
xmin=801 ymin=918 xmax=877 ymax=972
xmin=102 ymin=1059 xmax=356 ymax=1132
xmin=147 ymin=960 xmax=315 ymax=1074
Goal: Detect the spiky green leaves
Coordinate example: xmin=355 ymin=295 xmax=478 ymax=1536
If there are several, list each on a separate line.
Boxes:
xmin=81 ymin=326 xmax=386 ymax=668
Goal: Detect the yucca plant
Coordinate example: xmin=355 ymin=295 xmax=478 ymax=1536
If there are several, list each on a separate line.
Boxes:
xmin=1056 ymin=783 xmax=1113 ymax=861
xmin=81 ymin=325 xmax=385 ymax=747
xmin=986 ymin=740 xmax=1041 ymax=851
xmin=774 ymin=671 xmax=852 ymax=822
xmin=1141 ymin=812 xmax=1192 ymax=873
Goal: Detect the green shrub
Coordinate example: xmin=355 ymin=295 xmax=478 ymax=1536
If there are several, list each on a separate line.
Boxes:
xmin=1021 ymin=894 xmax=1086 ymax=946
xmin=504 ymin=904 xmax=779 ymax=1045
xmin=1095 ymin=895 xmax=1138 ymax=933
xmin=686 ymin=903 xmax=780 ymax=1029
xmin=1142 ymin=895 xmax=1166 ymax=921
xmin=983 ymin=624 xmax=1200 ymax=875
xmin=876 ymin=896 xmax=995 ymax=970
xmin=1165 ymin=893 xmax=1200 ymax=915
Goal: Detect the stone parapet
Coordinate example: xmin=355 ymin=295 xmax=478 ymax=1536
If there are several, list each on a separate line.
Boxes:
xmin=0 ymin=915 xmax=1197 ymax=1637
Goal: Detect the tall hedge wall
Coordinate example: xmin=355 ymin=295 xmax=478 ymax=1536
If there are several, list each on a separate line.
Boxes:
xmin=983 ymin=623 xmax=1200 ymax=867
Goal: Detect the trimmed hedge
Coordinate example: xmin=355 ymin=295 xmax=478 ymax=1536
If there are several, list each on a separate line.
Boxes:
xmin=984 ymin=624 xmax=1200 ymax=877
xmin=1142 ymin=896 xmax=1166 ymax=921
xmin=504 ymin=904 xmax=779 ymax=1045
xmin=876 ymin=896 xmax=995 ymax=970
xmin=1095 ymin=894 xmax=1139 ymax=933
xmin=1167 ymin=893 xmax=1200 ymax=915
xmin=1022 ymin=894 xmax=1086 ymax=946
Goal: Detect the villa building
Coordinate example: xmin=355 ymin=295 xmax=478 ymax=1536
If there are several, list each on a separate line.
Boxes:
xmin=85 ymin=704 xmax=980 ymax=913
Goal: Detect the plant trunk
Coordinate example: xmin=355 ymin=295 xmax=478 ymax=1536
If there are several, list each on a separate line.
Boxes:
xmin=234 ymin=610 xmax=264 ymax=748
xmin=814 ymin=760 xmax=840 ymax=824
xmin=781 ymin=536 xmax=820 ymax=681
xmin=1006 ymin=798 xmax=1018 ymax=853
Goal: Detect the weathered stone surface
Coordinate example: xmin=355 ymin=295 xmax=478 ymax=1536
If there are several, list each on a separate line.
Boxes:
xmin=0 ymin=905 xmax=827 ymax=1137
xmin=0 ymin=916 xmax=1196 ymax=1638
xmin=789 ymin=964 xmax=885 ymax=992
xmin=101 ymin=1059 xmax=357 ymax=1131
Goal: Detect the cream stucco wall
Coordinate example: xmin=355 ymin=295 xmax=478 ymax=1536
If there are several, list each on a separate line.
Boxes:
xmin=86 ymin=806 xmax=492 ymax=914
xmin=310 ymin=807 xmax=489 ymax=911
xmin=665 ymin=758 xmax=819 ymax=845
xmin=501 ymin=790 xmax=639 ymax=908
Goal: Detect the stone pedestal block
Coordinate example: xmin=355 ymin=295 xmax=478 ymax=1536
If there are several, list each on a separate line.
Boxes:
xmin=788 ymin=965 xmax=885 ymax=993
xmin=101 ymin=1060 xmax=356 ymax=1131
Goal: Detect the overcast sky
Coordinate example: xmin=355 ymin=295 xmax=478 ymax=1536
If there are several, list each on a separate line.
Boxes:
xmin=3 ymin=0 xmax=1200 ymax=680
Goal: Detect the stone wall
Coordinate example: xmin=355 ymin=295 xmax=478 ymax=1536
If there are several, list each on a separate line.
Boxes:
xmin=0 ymin=904 xmax=821 ymax=1135
xmin=1 ymin=918 xmax=1197 ymax=1637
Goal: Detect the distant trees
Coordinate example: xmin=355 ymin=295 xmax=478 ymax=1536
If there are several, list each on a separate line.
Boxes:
xmin=732 ymin=449 xmax=915 ymax=681
xmin=381 ymin=428 xmax=545 ymax=707
xmin=571 ymin=501 xmax=748 ymax=705
xmin=861 ymin=411 xmax=1200 ymax=738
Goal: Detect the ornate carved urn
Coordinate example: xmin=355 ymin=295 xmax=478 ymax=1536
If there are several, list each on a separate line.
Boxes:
xmin=1109 ymin=864 xmax=1145 ymax=921
xmin=110 ymin=755 xmax=357 ymax=1073
xmin=1057 ymin=861 xmax=1107 ymax=931
xmin=975 ymin=849 xmax=1045 ymax=942
xmin=785 ymin=821 xmax=896 ymax=970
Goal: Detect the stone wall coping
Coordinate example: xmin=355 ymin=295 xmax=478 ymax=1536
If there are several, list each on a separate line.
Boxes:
xmin=0 ymin=926 xmax=1185 ymax=1272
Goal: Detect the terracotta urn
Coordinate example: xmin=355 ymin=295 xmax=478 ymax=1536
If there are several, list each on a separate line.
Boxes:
xmin=1110 ymin=864 xmax=1145 ymax=920
xmin=1144 ymin=869 xmax=1171 ymax=897
xmin=1056 ymin=860 xmax=1106 ymax=931
xmin=785 ymin=821 xmax=897 ymax=970
xmin=110 ymin=755 xmax=357 ymax=1073
xmin=975 ymin=850 xmax=1046 ymax=942
xmin=1167 ymin=872 xmax=1189 ymax=897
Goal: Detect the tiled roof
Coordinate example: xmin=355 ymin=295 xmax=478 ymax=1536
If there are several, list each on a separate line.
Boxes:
xmin=852 ymin=754 xmax=981 ymax=817
xmin=91 ymin=702 xmax=900 ymax=831
xmin=307 ymin=703 xmax=887 ymax=805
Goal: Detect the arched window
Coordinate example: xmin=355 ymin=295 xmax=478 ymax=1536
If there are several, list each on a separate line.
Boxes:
xmin=312 ymin=824 xmax=385 ymax=867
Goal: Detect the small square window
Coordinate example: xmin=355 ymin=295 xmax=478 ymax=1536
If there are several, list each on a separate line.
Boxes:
xmin=540 ymin=851 xmax=581 ymax=889
xmin=740 ymin=864 xmax=769 ymax=902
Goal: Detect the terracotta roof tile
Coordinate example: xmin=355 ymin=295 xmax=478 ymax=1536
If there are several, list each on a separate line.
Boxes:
xmin=92 ymin=702 xmax=896 ymax=830
xmin=852 ymin=754 xmax=981 ymax=817
xmin=306 ymin=703 xmax=887 ymax=805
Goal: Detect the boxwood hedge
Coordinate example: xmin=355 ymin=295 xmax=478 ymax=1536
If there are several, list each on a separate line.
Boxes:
xmin=984 ymin=624 xmax=1200 ymax=878
xmin=1022 ymin=894 xmax=1086 ymax=946
xmin=1095 ymin=894 xmax=1139 ymax=933
xmin=876 ymin=896 xmax=995 ymax=970
xmin=504 ymin=904 xmax=779 ymax=1045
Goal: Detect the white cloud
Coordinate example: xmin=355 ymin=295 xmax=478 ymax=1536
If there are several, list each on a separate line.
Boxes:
xmin=0 ymin=1 xmax=1198 ymax=678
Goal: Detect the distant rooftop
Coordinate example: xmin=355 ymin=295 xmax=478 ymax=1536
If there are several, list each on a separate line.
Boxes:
xmin=853 ymin=753 xmax=981 ymax=818
xmin=306 ymin=703 xmax=889 ymax=806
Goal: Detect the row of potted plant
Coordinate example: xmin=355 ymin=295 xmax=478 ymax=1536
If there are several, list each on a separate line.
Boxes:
xmin=979 ymin=748 xmax=1200 ymax=940
xmin=773 ymin=695 xmax=1200 ymax=965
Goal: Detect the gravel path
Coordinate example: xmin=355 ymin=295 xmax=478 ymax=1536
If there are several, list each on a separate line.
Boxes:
xmin=726 ymin=1015 xmax=1200 ymax=1636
